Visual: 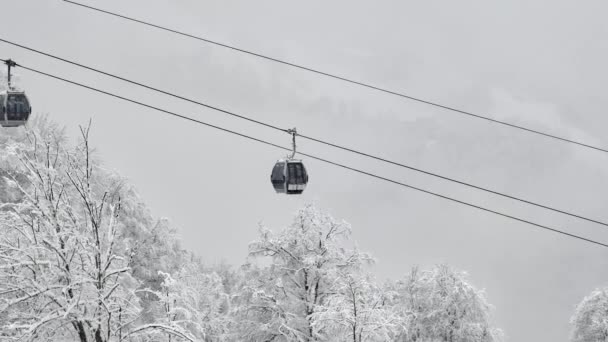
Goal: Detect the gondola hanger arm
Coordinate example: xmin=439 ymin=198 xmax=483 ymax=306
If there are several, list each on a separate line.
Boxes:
xmin=4 ymin=59 xmax=17 ymax=90
xmin=287 ymin=127 xmax=297 ymax=159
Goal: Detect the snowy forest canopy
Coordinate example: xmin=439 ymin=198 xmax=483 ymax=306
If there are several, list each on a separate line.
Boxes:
xmin=0 ymin=118 xmax=600 ymax=341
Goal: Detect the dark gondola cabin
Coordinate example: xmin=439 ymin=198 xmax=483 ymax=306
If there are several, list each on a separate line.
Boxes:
xmin=271 ymin=159 xmax=308 ymax=194
xmin=0 ymin=90 xmax=31 ymax=127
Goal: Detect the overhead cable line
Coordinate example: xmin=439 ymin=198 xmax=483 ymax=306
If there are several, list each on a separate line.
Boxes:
xmin=2 ymin=37 xmax=607 ymax=229
xmin=4 ymin=58 xmax=608 ymax=249
xmin=0 ymin=39 xmax=287 ymax=134
xmin=63 ymin=0 xmax=608 ymax=154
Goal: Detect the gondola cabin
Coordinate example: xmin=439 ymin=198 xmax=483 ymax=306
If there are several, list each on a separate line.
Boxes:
xmin=271 ymin=159 xmax=309 ymax=194
xmin=0 ymin=90 xmax=31 ymax=128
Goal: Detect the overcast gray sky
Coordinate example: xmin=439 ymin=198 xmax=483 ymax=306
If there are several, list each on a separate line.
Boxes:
xmin=3 ymin=0 xmax=608 ymax=340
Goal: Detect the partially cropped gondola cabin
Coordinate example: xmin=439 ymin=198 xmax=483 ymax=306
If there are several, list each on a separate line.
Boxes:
xmin=271 ymin=159 xmax=309 ymax=194
xmin=0 ymin=90 xmax=31 ymax=127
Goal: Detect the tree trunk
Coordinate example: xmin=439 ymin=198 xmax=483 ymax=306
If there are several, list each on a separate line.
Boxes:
xmin=73 ymin=321 xmax=88 ymax=342
xmin=95 ymin=325 xmax=104 ymax=342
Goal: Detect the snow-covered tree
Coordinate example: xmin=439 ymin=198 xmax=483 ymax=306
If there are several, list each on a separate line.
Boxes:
xmin=0 ymin=123 xmax=141 ymax=341
xmin=312 ymin=271 xmax=399 ymax=342
xmin=236 ymin=204 xmax=373 ymax=341
xmin=570 ymin=287 xmax=608 ymax=342
xmin=0 ymin=122 xmax=197 ymax=342
xmin=388 ymin=264 xmax=502 ymax=342
xmin=141 ymin=263 xmax=231 ymax=342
